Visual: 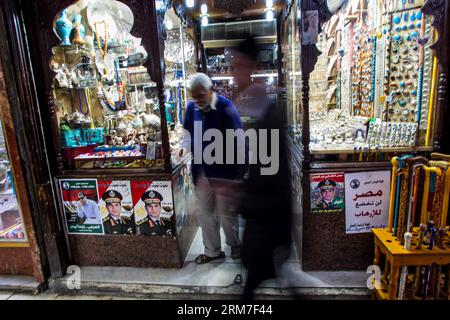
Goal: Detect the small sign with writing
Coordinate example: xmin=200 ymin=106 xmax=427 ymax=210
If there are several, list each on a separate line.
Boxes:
xmin=345 ymin=171 xmax=391 ymax=234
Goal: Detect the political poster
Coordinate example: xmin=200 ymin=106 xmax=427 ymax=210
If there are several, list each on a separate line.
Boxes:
xmin=59 ymin=179 xmax=104 ymax=235
xmin=345 ymin=171 xmax=391 ymax=234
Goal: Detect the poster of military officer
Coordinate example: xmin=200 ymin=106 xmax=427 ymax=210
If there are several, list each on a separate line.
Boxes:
xmin=131 ymin=180 xmax=175 ymax=237
xmin=98 ymin=180 xmax=135 ymax=235
xmin=311 ymin=173 xmax=345 ymax=214
xmin=101 ymin=190 xmax=136 ymax=235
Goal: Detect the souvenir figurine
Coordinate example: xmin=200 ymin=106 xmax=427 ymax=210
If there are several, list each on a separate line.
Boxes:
xmin=72 ymin=14 xmax=86 ymax=46
xmin=55 ymin=9 xmax=73 ymax=46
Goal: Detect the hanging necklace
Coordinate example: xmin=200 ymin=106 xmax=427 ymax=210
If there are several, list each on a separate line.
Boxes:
xmin=97 ymin=84 xmax=118 ymax=112
xmin=78 ymin=88 xmax=90 ymax=115
xmin=94 ymin=21 xmax=109 ymax=60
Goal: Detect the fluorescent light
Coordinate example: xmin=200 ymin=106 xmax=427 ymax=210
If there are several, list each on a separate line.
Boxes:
xmin=266 ymin=9 xmax=274 ymax=21
xmin=250 ymin=73 xmax=278 ymax=78
xmin=200 ymin=4 xmax=208 ymax=15
xmin=211 ymin=76 xmax=233 ymax=81
xmin=266 ymin=0 xmax=274 ymax=8
xmin=166 ymin=19 xmax=173 ymax=30
xmin=201 ymin=16 xmax=209 ymax=27
xmin=186 ymin=0 xmax=195 ymax=8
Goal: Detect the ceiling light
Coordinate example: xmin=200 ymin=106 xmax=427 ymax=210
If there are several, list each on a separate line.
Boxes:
xmin=200 ymin=4 xmax=208 ymax=15
xmin=201 ymin=15 xmax=209 ymax=27
xmin=266 ymin=0 xmax=274 ymax=8
xmin=186 ymin=0 xmax=195 ymax=8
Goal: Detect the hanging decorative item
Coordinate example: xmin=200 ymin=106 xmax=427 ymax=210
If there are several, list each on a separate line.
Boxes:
xmin=72 ymin=14 xmax=86 ymax=46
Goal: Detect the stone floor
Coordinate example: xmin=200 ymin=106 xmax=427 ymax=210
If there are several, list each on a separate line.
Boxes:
xmin=0 ymin=228 xmax=371 ymax=300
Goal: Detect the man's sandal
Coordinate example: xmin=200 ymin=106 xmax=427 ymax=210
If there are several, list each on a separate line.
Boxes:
xmin=195 ymin=251 xmax=225 ymax=264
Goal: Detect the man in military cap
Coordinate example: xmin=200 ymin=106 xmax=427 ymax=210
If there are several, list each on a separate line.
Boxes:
xmin=313 ymin=178 xmax=344 ymax=210
xmin=102 ymin=190 xmax=135 ymax=235
xmin=138 ymin=190 xmax=175 ymax=237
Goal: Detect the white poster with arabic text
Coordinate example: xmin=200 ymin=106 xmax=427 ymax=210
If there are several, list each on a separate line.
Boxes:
xmin=345 ymin=171 xmax=391 ymax=234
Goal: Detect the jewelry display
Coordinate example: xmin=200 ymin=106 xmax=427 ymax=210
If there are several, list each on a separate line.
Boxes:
xmin=51 ymin=2 xmax=165 ymax=169
xmin=304 ymin=0 xmax=435 ymax=153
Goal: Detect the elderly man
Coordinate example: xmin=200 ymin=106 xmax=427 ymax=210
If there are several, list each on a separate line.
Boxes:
xmin=181 ymin=72 xmax=245 ymax=264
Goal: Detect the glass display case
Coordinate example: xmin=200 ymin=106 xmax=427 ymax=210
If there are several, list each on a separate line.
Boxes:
xmin=282 ymin=0 xmax=449 ymax=271
xmin=283 ymin=0 xmax=303 ymax=146
xmin=51 ymin=0 xmax=164 ymax=170
xmin=163 ymin=7 xmax=197 ymax=168
xmin=24 ymin=0 xmax=199 ymax=268
xmin=289 ymin=0 xmax=439 ymax=155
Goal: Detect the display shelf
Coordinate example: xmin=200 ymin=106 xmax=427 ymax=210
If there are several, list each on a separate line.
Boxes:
xmin=372 ymin=227 xmax=450 ymax=300
xmin=311 ymin=146 xmax=434 ymax=155
xmin=74 ymin=155 xmax=146 ymax=161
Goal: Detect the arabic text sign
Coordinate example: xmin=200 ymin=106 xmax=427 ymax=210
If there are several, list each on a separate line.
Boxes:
xmin=345 ymin=171 xmax=391 ymax=234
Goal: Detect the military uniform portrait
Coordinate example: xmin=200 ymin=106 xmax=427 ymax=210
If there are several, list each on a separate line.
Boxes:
xmin=102 ymin=190 xmax=136 ymax=235
xmin=137 ymin=190 xmax=175 ymax=237
xmin=311 ymin=173 xmax=345 ymax=214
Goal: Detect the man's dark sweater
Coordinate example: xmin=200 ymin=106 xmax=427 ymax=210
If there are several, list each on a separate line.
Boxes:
xmin=183 ymin=94 xmax=245 ymax=184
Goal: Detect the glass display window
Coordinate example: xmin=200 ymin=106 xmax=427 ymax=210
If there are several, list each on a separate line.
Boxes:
xmin=284 ymin=0 xmax=302 ymax=146
xmin=51 ymin=0 xmax=164 ymax=170
xmin=162 ymin=7 xmax=197 ymax=168
xmin=303 ymin=0 xmax=437 ymax=154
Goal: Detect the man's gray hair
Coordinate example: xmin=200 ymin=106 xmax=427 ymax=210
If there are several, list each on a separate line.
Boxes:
xmin=189 ymin=72 xmax=213 ymax=90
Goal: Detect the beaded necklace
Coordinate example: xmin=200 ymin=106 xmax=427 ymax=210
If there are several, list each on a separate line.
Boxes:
xmin=94 ymin=21 xmax=108 ymax=60
xmin=78 ymin=88 xmax=90 ymax=115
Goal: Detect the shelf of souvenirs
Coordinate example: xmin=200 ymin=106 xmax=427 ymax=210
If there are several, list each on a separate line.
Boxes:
xmin=67 ymin=143 xmax=164 ymax=169
xmin=53 ymin=82 xmax=157 ymax=92
xmin=75 ymin=158 xmax=166 ymax=170
xmin=310 ymin=145 xmax=434 ymax=155
xmin=53 ymin=41 xmax=140 ymax=54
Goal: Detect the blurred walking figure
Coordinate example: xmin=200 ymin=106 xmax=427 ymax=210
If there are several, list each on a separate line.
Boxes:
xmin=181 ymin=73 xmax=245 ymax=264
xmin=232 ymin=36 xmax=293 ymax=300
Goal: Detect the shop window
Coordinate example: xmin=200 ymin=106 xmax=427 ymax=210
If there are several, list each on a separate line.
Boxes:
xmin=0 ymin=121 xmax=26 ymax=241
xmin=293 ymin=0 xmax=436 ymax=153
xmin=51 ymin=0 xmax=163 ymax=170
xmin=163 ymin=7 xmax=196 ymax=167
xmin=284 ymin=2 xmax=302 ymax=146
